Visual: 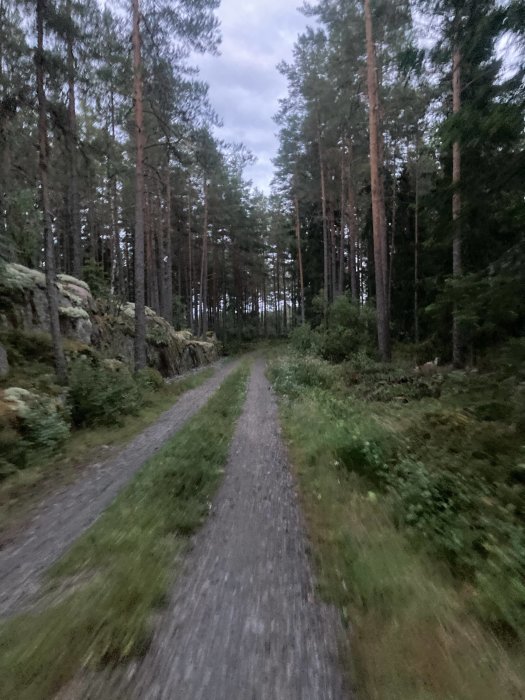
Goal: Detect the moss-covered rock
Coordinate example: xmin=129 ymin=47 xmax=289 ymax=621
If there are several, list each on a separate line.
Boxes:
xmin=0 ymin=263 xmax=219 ymax=378
xmin=0 ymin=343 xmax=8 ymax=379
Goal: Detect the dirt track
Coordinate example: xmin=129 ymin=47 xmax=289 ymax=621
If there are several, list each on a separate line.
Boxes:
xmin=0 ymin=360 xmax=238 ymax=617
xmin=130 ymin=358 xmax=348 ymax=699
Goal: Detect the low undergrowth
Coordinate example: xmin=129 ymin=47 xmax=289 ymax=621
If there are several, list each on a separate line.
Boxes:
xmin=0 ymin=365 xmax=215 ymax=535
xmin=0 ymin=361 xmax=249 ymax=700
xmin=269 ymin=352 xmax=525 ymax=698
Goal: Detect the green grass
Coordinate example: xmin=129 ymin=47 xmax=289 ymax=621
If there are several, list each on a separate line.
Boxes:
xmin=0 ymin=367 xmax=215 ymax=535
xmin=0 ymin=362 xmax=249 ymax=700
xmin=269 ymin=354 xmax=525 ymax=699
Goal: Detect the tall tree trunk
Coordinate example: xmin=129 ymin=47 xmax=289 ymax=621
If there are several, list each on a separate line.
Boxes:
xmin=200 ymin=178 xmax=209 ymax=336
xmin=66 ymin=1 xmax=81 ymax=279
xmin=186 ymin=190 xmax=193 ymax=331
xmin=329 ymin=206 xmax=337 ymax=301
xmin=294 ymin=193 xmax=305 ymax=324
xmin=36 ymin=0 xmax=67 ymax=383
xmin=132 ymin=0 xmax=146 ymax=370
xmin=339 ymin=143 xmax=346 ymax=296
xmin=388 ymin=146 xmax=397 ymax=312
xmin=364 ymin=0 xmax=390 ymax=361
xmin=414 ymin=131 xmax=420 ymax=345
xmin=452 ymin=45 xmax=462 ymax=367
xmin=109 ymin=90 xmax=123 ymax=297
xmin=318 ymin=118 xmax=329 ymax=314
xmin=347 ymin=141 xmax=359 ymax=303
xmin=162 ymin=161 xmax=173 ymax=323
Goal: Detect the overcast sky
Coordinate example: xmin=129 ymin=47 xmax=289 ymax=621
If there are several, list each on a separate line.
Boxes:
xmin=194 ymin=1 xmax=310 ymax=192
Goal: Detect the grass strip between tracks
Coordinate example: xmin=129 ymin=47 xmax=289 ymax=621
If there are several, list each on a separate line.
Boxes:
xmin=0 ymin=361 xmax=250 ymax=700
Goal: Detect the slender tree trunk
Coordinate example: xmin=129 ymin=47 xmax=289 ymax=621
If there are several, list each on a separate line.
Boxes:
xmin=329 ymin=206 xmax=337 ymax=301
xmin=186 ymin=190 xmax=193 ymax=331
xmin=294 ymin=193 xmax=305 ymax=324
xmin=339 ymin=143 xmax=346 ymax=295
xmin=66 ymin=1 xmax=82 ymax=279
xmin=109 ymin=91 xmax=123 ymax=297
xmin=452 ymin=45 xmax=462 ymax=367
xmin=364 ymin=0 xmax=390 ymax=361
xmin=162 ymin=161 xmax=173 ymax=323
xmin=132 ymin=0 xmax=146 ymax=370
xmin=414 ymin=130 xmax=420 ymax=345
xmin=347 ymin=141 xmax=359 ymax=303
xmin=318 ymin=118 xmax=329 ymax=314
xmin=282 ymin=252 xmax=287 ymax=331
xmin=200 ymin=178 xmax=209 ymax=336
xmin=388 ymin=146 xmax=397 ymax=311
xmin=36 ymin=0 xmax=67 ymax=383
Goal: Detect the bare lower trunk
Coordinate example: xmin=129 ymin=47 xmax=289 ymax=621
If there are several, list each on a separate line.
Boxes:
xmin=452 ymin=46 xmax=462 ymax=367
xmin=132 ymin=0 xmax=146 ymax=370
xmin=200 ymin=179 xmax=209 ymax=336
xmin=347 ymin=141 xmax=359 ymax=303
xmin=414 ymin=131 xmax=420 ymax=344
xmin=162 ymin=163 xmax=173 ymax=323
xmin=294 ymin=194 xmax=305 ymax=324
xmin=339 ymin=144 xmax=346 ymax=296
xmin=364 ymin=0 xmax=390 ymax=361
xmin=66 ymin=1 xmax=82 ymax=279
xmin=36 ymin=0 xmax=67 ymax=383
xmin=318 ymin=121 xmax=329 ymax=314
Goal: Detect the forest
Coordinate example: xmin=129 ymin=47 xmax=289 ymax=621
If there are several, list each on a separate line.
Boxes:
xmin=0 ymin=0 xmax=524 ymax=698
xmin=0 ymin=0 xmax=523 ymax=366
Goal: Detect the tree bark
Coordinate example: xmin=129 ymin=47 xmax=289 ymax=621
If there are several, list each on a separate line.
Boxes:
xmin=318 ymin=118 xmax=329 ymax=314
xmin=364 ymin=0 xmax=390 ymax=361
xmin=339 ymin=143 xmax=346 ymax=296
xmin=200 ymin=178 xmax=209 ymax=336
xmin=452 ymin=45 xmax=462 ymax=367
xmin=162 ymin=161 xmax=173 ymax=323
xmin=414 ymin=130 xmax=420 ymax=345
xmin=132 ymin=0 xmax=146 ymax=370
xmin=347 ymin=141 xmax=359 ymax=303
xmin=36 ymin=0 xmax=67 ymax=383
xmin=66 ymin=0 xmax=82 ymax=279
xmin=294 ymin=193 xmax=305 ymax=324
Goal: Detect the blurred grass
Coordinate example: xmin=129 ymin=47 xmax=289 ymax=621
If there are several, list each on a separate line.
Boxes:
xmin=270 ymin=354 xmax=525 ymax=699
xmin=0 ymin=362 xmax=249 ymax=700
xmin=0 ymin=366 xmax=215 ymax=535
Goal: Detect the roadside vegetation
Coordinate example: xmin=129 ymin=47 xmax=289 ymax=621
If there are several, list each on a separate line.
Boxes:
xmin=269 ymin=304 xmax=525 ymax=698
xmin=0 ymin=361 xmax=249 ymax=699
xmin=0 ymin=327 xmax=215 ymax=534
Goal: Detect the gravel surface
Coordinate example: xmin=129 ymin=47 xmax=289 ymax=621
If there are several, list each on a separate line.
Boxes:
xmin=131 ymin=358 xmax=348 ymax=700
xmin=0 ymin=360 xmax=238 ymax=618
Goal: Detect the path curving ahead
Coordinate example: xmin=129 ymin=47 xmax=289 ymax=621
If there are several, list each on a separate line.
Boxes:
xmin=132 ymin=358 xmax=348 ymax=700
xmin=0 ymin=360 xmax=238 ymax=618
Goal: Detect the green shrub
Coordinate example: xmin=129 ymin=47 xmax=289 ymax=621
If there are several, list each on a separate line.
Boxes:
xmin=269 ymin=356 xmax=340 ymax=396
xmin=20 ymin=400 xmax=70 ymax=455
xmin=68 ymin=358 xmax=142 ymax=427
xmin=320 ymin=296 xmax=375 ymax=363
xmin=135 ymin=367 xmax=164 ymax=391
xmin=289 ymin=323 xmax=321 ymax=355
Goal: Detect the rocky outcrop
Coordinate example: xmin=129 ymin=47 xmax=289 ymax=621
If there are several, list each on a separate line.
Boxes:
xmin=0 ymin=263 xmax=218 ymax=376
xmin=0 ymin=344 xmax=8 ymax=379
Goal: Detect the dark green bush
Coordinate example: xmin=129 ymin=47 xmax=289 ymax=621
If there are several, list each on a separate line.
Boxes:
xmin=68 ymin=358 xmax=142 ymax=427
xmin=289 ymin=323 xmax=321 ymax=355
xmin=20 ymin=400 xmax=70 ymax=455
xmin=135 ymin=367 xmax=164 ymax=391
xmin=320 ymin=296 xmax=375 ymax=363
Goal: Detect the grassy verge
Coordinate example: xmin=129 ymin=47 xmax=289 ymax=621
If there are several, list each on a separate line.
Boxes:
xmin=0 ymin=366 xmax=215 ymax=536
xmin=269 ymin=354 xmax=525 ymax=699
xmin=0 ymin=362 xmax=249 ymax=700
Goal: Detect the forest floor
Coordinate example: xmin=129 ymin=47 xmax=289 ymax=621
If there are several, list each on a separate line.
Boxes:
xmin=0 ymin=355 xmax=349 ymax=699
xmin=0 ymin=359 xmax=238 ymax=618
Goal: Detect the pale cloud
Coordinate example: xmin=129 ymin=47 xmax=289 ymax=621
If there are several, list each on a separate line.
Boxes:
xmin=194 ymin=0 xmax=310 ymax=192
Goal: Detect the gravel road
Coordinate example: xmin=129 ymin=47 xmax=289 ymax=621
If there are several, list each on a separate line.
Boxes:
xmin=0 ymin=360 xmax=238 ymax=617
xmin=131 ymin=358 xmax=348 ymax=700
